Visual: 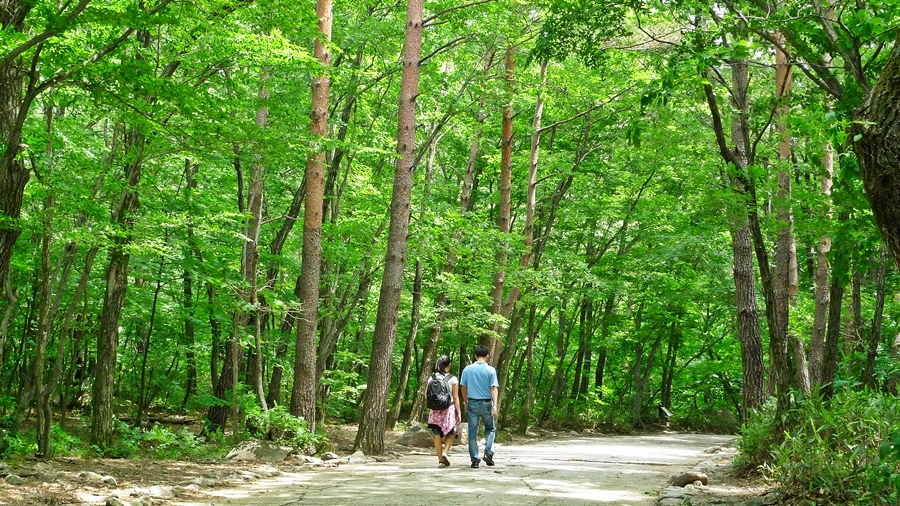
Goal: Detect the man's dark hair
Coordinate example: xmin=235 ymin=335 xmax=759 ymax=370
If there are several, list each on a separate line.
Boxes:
xmin=474 ymin=345 xmax=490 ymax=358
xmin=434 ymin=355 xmax=452 ymax=373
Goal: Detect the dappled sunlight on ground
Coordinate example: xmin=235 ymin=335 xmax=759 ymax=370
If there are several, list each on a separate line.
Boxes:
xmin=170 ymin=434 xmax=738 ymax=505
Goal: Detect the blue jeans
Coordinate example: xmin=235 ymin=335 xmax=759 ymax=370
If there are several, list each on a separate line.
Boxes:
xmin=467 ymin=399 xmax=495 ymax=462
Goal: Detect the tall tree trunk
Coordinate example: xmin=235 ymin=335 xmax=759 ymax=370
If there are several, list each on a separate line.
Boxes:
xmin=92 ymin=110 xmax=147 ymax=448
xmin=660 ymin=320 xmax=680 ymax=410
xmin=136 ymin=263 xmax=164 ymax=428
xmin=485 ymin=46 xmax=515 ymax=363
xmin=0 ymin=2 xmax=31 ymax=290
xmin=853 ymin=33 xmax=900 ymax=268
xmin=862 ymin=247 xmax=888 ymax=388
xmin=730 ymin=221 xmax=766 ymax=417
xmin=496 ymin=59 xmax=545 ymax=394
xmin=290 ymin=0 xmax=333 ymax=431
xmin=57 ymin=247 xmax=97 ymax=422
xmin=821 ymin=214 xmax=849 ymax=399
xmin=517 ymin=305 xmax=539 ymax=435
xmin=809 ymin=128 xmax=834 ymax=387
xmin=34 ymin=194 xmax=53 ymax=457
xmin=702 ymin=64 xmax=767 ymax=417
xmin=247 ymin=74 xmax=269 ymax=413
xmin=571 ymin=300 xmax=588 ymax=399
xmin=205 ymin=72 xmax=269 ymax=431
xmin=0 ymin=275 xmax=17 ymax=380
xmin=774 ymin=36 xmax=809 ymax=395
xmin=355 ymin=0 xmax=423 ymax=455
xmin=632 ymin=332 xmax=663 ymax=428
xmin=182 ymin=161 xmax=199 ymax=409
xmin=207 ymin=282 xmax=221 ymax=389
xmin=388 ymin=260 xmax=422 ymax=429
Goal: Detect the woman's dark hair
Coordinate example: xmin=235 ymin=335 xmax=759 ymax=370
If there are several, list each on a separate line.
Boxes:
xmin=434 ymin=355 xmax=451 ymax=373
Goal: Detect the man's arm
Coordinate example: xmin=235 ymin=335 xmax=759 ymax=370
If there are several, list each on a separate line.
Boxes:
xmin=491 ymin=385 xmax=499 ymax=417
xmin=460 ymin=385 xmax=468 ymax=412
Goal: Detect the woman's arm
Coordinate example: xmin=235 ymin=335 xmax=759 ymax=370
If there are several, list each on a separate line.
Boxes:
xmin=452 ymin=383 xmax=462 ymax=423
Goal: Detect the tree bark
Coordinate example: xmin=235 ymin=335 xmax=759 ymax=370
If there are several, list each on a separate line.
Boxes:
xmin=92 ymin=123 xmax=145 ymax=448
xmin=290 ymin=0 xmax=333 ymax=431
xmin=0 ymin=2 xmax=31 ymax=290
xmin=862 ymin=247 xmax=887 ymax=388
xmin=809 ymin=127 xmax=834 ymax=387
xmin=853 ymin=33 xmax=900 ymax=269
xmin=182 ymin=161 xmax=199 ymax=409
xmin=388 ymin=260 xmax=422 ymax=429
xmin=355 ymin=0 xmax=423 ymax=455
xmin=485 ymin=46 xmax=515 ymax=363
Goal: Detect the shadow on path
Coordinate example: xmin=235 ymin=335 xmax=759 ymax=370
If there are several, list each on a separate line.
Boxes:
xmin=171 ymin=433 xmax=736 ymax=506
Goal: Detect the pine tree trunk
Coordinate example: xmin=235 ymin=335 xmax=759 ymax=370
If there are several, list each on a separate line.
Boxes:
xmin=355 ymin=0 xmax=423 ymax=455
xmin=290 ymin=0 xmax=333 ymax=430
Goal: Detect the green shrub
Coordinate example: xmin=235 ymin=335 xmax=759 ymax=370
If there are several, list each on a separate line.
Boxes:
xmin=0 ymin=429 xmax=34 ymax=458
xmin=245 ymin=405 xmax=324 ymax=450
xmin=90 ymin=418 xmax=143 ymax=458
xmin=741 ymin=390 xmax=900 ymax=505
xmin=144 ymin=426 xmax=227 ymax=460
xmin=734 ymin=397 xmax=779 ymax=473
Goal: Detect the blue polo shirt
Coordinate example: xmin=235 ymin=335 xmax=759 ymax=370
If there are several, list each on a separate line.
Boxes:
xmin=460 ymin=361 xmax=499 ymax=400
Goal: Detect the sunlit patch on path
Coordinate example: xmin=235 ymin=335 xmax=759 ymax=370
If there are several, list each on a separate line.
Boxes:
xmin=171 ymin=433 xmax=736 ymax=506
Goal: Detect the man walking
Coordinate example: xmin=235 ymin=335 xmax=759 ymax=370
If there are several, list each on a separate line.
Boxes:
xmin=460 ymin=344 xmax=499 ymax=468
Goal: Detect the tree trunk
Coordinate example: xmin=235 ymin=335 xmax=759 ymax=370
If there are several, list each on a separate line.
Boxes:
xmin=34 ymin=194 xmax=53 ymax=457
xmin=205 ymin=72 xmax=269 ymax=430
xmin=774 ymin=37 xmax=809 ymax=396
xmin=136 ymin=264 xmax=164 ymax=428
xmin=485 ymin=46 xmax=515 ymax=363
xmin=91 ymin=121 xmax=146 ymax=449
xmin=207 ymin=282 xmax=221 ymax=389
xmin=290 ymin=0 xmax=333 ymax=431
xmin=517 ymin=305 xmax=538 ymax=435
xmin=660 ymin=320 xmax=680 ymax=410
xmin=853 ymin=33 xmax=900 ymax=268
xmin=821 ymin=217 xmax=848 ymax=399
xmin=388 ymin=260 xmax=422 ymax=429
xmin=862 ymin=247 xmax=888 ymax=388
xmin=248 ymin=73 xmax=269 ymax=413
xmin=355 ymin=0 xmax=423 ymax=455
xmin=809 ymin=107 xmax=834 ymax=388
xmin=632 ymin=326 xmax=663 ymax=428
xmin=702 ymin=61 xmax=771 ymax=417
xmin=0 ymin=3 xmax=30 ymax=290
xmin=182 ymin=161 xmax=199 ymax=410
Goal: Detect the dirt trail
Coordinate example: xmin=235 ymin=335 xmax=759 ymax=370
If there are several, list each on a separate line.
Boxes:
xmin=168 ymin=433 xmax=740 ymax=506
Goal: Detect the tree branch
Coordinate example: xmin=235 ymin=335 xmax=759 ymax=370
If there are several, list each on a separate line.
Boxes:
xmin=0 ymin=0 xmax=93 ymax=73
xmin=423 ymin=0 xmax=496 ymax=27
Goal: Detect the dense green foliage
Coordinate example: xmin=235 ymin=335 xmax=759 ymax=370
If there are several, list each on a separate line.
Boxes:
xmin=738 ymin=391 xmax=900 ymax=505
xmin=0 ymin=0 xmax=897 ymax=501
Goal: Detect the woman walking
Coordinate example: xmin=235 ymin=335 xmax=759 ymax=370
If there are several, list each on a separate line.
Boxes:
xmin=426 ymin=355 xmax=461 ymax=467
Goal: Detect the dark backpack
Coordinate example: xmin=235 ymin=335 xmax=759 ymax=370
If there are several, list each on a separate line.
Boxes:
xmin=426 ymin=373 xmax=453 ymax=410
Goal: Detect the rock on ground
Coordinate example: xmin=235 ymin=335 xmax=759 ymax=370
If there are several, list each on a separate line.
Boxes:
xmin=226 ymin=439 xmax=293 ymax=462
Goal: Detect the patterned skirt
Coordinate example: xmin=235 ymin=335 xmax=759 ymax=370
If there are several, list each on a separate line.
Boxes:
xmin=427 ymin=407 xmax=457 ymax=438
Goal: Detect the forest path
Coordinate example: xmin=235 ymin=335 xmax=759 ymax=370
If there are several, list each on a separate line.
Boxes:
xmin=170 ymin=433 xmax=737 ymax=506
